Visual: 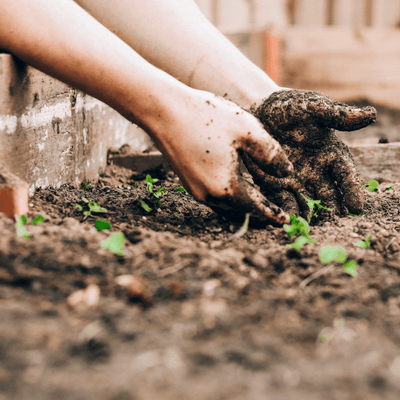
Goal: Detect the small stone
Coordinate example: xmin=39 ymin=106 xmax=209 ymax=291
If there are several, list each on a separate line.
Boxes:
xmin=115 ymin=275 xmax=150 ymax=304
xmin=67 ymin=284 xmax=100 ymax=309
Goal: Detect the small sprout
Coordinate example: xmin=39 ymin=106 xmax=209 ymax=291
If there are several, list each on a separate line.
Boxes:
xmin=95 ymin=219 xmax=111 ymax=232
xmin=285 ymin=215 xmax=316 ymax=251
xmin=88 ymin=200 xmax=107 ymax=213
xmin=15 ymin=215 xmax=30 ymax=239
xmin=82 ymin=197 xmax=89 ymax=203
xmin=245 ymin=179 xmax=253 ymax=186
xmin=319 ymin=246 xmax=347 ymax=264
xmin=140 ymin=199 xmax=152 ymax=212
xmin=100 ymin=232 xmax=125 ymax=255
xmin=146 ymin=174 xmax=159 ymax=194
xmin=288 ymin=235 xmax=316 ymax=252
xmin=222 ymin=216 xmax=226 ymax=221
xmin=85 ymin=183 xmax=90 ymax=189
xmin=319 ymin=246 xmax=359 ymax=276
xmin=154 ymin=187 xmax=168 ymax=199
xmin=362 ymin=179 xmax=379 ymax=192
xmin=386 ymin=184 xmax=394 ymax=191
xmin=319 ymin=334 xmax=332 ymax=343
xmin=32 ymin=215 xmax=44 ymax=225
xmin=75 ymin=204 xmax=83 ymax=211
xmin=343 ymin=260 xmax=358 ymax=276
xmin=348 ymin=212 xmax=364 ymax=217
xmin=175 ymin=187 xmax=188 ymax=194
xmin=301 ymin=194 xmax=332 ymax=223
xmin=135 ymin=184 xmax=138 ymax=188
xmin=83 ymin=211 xmax=92 ymax=216
xmin=354 ymin=234 xmax=372 ymax=249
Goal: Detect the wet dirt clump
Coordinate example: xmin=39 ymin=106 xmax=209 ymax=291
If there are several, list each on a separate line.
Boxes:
xmin=1 ymin=161 xmax=400 ymax=400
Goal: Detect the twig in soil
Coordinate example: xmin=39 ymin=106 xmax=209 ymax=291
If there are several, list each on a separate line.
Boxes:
xmin=299 ymin=265 xmax=334 ymax=290
xmin=224 ymin=213 xmax=250 ymax=242
xmin=158 ymin=260 xmax=190 ymax=277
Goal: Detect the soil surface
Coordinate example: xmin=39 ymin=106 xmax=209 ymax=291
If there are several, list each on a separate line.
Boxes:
xmin=2 ymin=155 xmax=400 ymax=400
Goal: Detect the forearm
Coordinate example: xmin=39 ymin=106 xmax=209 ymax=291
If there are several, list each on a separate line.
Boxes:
xmin=74 ymin=0 xmax=279 ymax=109
xmin=0 ymin=0 xmax=190 ymax=135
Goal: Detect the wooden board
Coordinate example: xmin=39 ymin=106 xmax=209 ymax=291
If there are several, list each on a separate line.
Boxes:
xmin=277 ymin=27 xmax=400 ymax=109
xmin=110 ymin=144 xmax=400 ymax=183
xmin=349 ymin=143 xmax=400 ymax=181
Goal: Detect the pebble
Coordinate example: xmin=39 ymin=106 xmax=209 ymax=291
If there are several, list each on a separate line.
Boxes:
xmin=114 ymin=275 xmax=150 ymax=304
xmin=67 ymin=284 xmax=100 ymax=309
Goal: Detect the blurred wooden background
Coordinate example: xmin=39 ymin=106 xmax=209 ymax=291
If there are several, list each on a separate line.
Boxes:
xmin=195 ymin=0 xmax=400 ymax=109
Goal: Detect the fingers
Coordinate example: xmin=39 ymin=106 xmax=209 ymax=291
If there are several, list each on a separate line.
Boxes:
xmin=324 ymin=103 xmax=377 ymax=132
xmin=204 ymin=176 xmax=290 ymax=226
xmin=312 ymin=177 xmax=342 ymax=216
xmin=254 ymin=89 xmax=377 ymax=133
xmin=328 ymin=143 xmax=364 ymax=215
xmin=237 ymin=123 xmax=293 ymax=178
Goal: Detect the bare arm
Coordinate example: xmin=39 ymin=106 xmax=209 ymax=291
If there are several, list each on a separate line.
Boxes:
xmin=73 ymin=0 xmax=279 ymax=109
xmin=0 ymin=0 xmax=292 ymax=224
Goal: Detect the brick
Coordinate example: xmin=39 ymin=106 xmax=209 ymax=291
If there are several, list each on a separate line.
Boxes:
xmin=0 ymin=162 xmax=29 ymax=220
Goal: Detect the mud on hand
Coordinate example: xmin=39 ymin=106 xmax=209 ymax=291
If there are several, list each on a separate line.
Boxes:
xmin=243 ymin=89 xmax=377 ymax=218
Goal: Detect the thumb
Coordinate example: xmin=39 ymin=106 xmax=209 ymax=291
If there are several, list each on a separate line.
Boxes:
xmin=323 ymin=102 xmax=377 ymax=132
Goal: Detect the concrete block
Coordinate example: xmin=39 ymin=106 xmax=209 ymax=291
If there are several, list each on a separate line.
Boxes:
xmin=0 ymin=54 xmax=153 ymax=197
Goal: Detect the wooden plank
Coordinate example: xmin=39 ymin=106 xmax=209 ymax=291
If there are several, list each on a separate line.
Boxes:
xmin=294 ymin=0 xmax=328 ymax=26
xmin=371 ymin=0 xmax=400 ymax=27
xmin=216 ymin=0 xmax=251 ymax=33
xmin=109 ymin=145 xmax=400 ymax=183
xmin=253 ymin=0 xmax=289 ymax=29
xmin=349 ymin=144 xmax=400 ymax=181
xmin=278 ymin=27 xmax=400 ymax=109
xmin=332 ymin=0 xmax=359 ymax=27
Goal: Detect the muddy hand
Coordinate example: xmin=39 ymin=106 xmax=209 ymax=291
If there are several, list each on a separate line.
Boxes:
xmin=150 ymin=91 xmax=294 ymax=225
xmin=243 ymin=90 xmax=377 ymax=217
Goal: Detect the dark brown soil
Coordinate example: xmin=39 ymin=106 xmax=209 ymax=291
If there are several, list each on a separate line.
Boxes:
xmin=1 ymin=157 xmax=400 ymax=400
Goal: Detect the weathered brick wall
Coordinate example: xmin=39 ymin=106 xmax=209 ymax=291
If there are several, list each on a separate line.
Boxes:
xmin=0 ymin=54 xmax=153 ymax=195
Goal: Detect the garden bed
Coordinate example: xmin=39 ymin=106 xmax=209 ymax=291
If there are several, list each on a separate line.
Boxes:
xmin=1 ymin=157 xmax=400 ymax=400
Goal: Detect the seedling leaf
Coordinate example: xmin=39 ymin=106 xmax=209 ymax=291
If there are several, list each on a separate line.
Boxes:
xmin=75 ymin=204 xmax=83 ymax=211
xmin=88 ymin=200 xmax=107 ymax=213
xmin=363 ymin=179 xmax=379 ymax=192
xmin=343 ymin=260 xmax=358 ymax=276
xmin=354 ymin=234 xmax=372 ymax=249
xmin=85 ymin=183 xmax=90 ymax=189
xmin=83 ymin=211 xmax=92 ymax=216
xmin=386 ymin=184 xmax=394 ymax=191
xmin=15 ymin=215 xmax=31 ymax=239
xmin=354 ymin=240 xmax=367 ymax=249
xmin=287 ymin=236 xmax=315 ymax=252
xmin=319 ymin=246 xmax=347 ymax=264
xmin=82 ymin=197 xmax=89 ymax=203
xmin=32 ymin=215 xmax=44 ymax=225
xmin=348 ymin=212 xmax=364 ymax=217
xmin=95 ymin=219 xmax=111 ymax=232
xmin=175 ymin=187 xmax=188 ymax=194
xmin=140 ymin=199 xmax=152 ymax=212
xmin=100 ymin=232 xmax=125 ymax=255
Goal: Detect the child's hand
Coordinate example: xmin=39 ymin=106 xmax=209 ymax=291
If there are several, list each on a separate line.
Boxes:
xmin=243 ymin=90 xmax=376 ymax=217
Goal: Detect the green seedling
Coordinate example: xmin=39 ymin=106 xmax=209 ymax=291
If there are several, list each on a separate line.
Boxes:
xmin=301 ymin=194 xmax=332 ymax=223
xmin=84 ymin=183 xmax=90 ymax=189
xmin=319 ymin=334 xmax=332 ymax=343
xmin=16 ymin=215 xmax=30 ymax=239
xmin=32 ymin=215 xmax=44 ymax=225
xmin=154 ymin=187 xmax=168 ymax=199
xmin=362 ymin=179 xmax=379 ymax=192
xmin=354 ymin=234 xmax=372 ymax=249
xmin=76 ymin=198 xmax=107 ymax=217
xmin=16 ymin=214 xmax=45 ymax=239
xmin=348 ymin=212 xmax=364 ymax=217
xmin=245 ymin=179 xmax=253 ymax=186
xmin=284 ymin=215 xmax=316 ymax=251
xmin=95 ymin=219 xmax=111 ymax=232
xmin=146 ymin=174 xmax=159 ymax=194
xmin=319 ymin=245 xmax=358 ymax=276
xmin=386 ymin=184 xmax=394 ymax=191
xmin=100 ymin=232 xmax=125 ymax=256
xmin=175 ymin=187 xmax=188 ymax=194
xmin=140 ymin=198 xmax=152 ymax=212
